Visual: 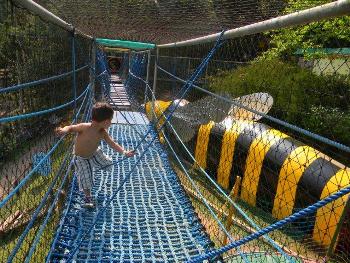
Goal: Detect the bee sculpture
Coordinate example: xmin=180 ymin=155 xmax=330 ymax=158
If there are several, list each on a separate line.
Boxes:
xmin=145 ymin=93 xmax=350 ymax=250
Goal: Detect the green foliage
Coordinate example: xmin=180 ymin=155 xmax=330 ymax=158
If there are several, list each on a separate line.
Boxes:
xmin=302 ymin=105 xmax=350 ymax=145
xmin=208 ymin=59 xmax=350 ymax=146
xmin=263 ymin=0 xmax=350 ymax=59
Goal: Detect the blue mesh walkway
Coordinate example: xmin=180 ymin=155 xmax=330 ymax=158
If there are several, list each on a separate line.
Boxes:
xmin=48 ymin=123 xmax=213 ymax=262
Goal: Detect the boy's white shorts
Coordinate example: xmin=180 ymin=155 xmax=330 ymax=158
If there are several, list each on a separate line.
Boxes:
xmin=74 ymin=148 xmax=113 ymax=192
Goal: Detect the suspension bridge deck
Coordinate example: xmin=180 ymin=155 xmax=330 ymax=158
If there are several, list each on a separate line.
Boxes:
xmin=49 ymin=123 xmax=213 ymax=262
xmin=110 ymin=75 xmax=131 ymax=111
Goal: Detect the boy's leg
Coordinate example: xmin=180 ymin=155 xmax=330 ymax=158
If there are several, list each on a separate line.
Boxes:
xmin=83 ymin=189 xmax=92 ymax=203
xmin=75 ymin=157 xmax=94 ymax=207
xmin=92 ymin=147 xmax=113 ymax=172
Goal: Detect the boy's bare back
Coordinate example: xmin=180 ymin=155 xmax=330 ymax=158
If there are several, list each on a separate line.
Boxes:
xmin=74 ymin=123 xmax=106 ymax=158
xmin=56 ymin=122 xmax=107 ymax=158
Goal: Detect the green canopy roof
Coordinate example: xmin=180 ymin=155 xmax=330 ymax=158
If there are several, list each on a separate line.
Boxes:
xmin=96 ymin=38 xmax=155 ymax=50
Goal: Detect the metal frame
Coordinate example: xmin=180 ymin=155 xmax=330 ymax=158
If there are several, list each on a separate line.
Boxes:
xmin=12 ymin=0 xmax=92 ymax=39
xmin=159 ymin=0 xmax=350 ymax=48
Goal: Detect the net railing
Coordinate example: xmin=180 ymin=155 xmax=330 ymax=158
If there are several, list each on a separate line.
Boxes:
xmin=0 ymin=1 xmax=93 ymax=261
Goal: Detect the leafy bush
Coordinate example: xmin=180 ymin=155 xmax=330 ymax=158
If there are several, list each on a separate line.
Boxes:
xmin=208 ymin=59 xmax=350 ymax=146
xmin=262 ymin=0 xmax=350 ymax=60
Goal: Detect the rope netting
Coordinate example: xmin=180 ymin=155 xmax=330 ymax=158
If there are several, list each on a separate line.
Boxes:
xmin=117 ymin=4 xmax=350 ymax=262
xmin=1 ymin=0 xmax=350 ymax=262
xmin=0 ymin=2 xmax=93 ymax=261
xmin=31 ymin=0 xmax=335 ymax=44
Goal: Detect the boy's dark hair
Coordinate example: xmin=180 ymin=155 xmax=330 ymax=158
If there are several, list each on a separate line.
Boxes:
xmin=91 ymin=102 xmax=114 ymax=122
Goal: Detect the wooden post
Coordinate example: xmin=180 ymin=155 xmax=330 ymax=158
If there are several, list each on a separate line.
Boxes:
xmin=222 ymin=176 xmax=241 ymax=245
xmin=90 ymin=39 xmax=96 ymax=97
xmin=144 ymin=50 xmax=151 ymax=104
xmin=151 ymin=47 xmax=159 ymax=122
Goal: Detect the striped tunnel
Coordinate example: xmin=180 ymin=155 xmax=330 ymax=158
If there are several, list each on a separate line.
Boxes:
xmin=192 ymin=121 xmax=350 ymax=248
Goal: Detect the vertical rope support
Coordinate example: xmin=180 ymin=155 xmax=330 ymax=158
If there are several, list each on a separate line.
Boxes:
xmin=152 ymin=47 xmax=159 ymax=121
xmin=144 ymin=50 xmax=151 ymax=104
xmin=71 ymin=28 xmax=77 ymax=121
xmin=172 ymin=56 xmax=177 ymax=96
xmin=90 ymin=39 xmax=96 ymax=96
xmin=327 ymin=195 xmax=350 ymax=258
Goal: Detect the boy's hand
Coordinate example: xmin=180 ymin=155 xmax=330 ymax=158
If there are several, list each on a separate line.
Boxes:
xmin=55 ymin=127 xmax=66 ymax=136
xmin=124 ymin=150 xmax=136 ymax=157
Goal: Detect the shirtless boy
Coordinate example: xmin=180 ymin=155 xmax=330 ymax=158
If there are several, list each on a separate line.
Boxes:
xmin=56 ymin=102 xmax=135 ymax=208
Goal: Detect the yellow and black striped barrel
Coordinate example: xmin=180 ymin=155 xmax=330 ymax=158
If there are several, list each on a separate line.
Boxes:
xmin=145 ymin=100 xmax=350 ymax=248
xmin=191 ymin=120 xmax=350 ymax=248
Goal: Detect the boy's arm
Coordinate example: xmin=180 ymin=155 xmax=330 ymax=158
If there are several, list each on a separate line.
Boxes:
xmin=56 ymin=123 xmax=85 ymax=136
xmin=103 ymin=130 xmax=135 ymax=157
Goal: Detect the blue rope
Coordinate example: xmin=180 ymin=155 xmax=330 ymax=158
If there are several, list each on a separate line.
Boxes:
xmin=157 ymin=65 xmax=350 ymax=154
xmin=72 ymin=31 xmax=77 ymax=118
xmin=0 ymin=84 xmax=90 ymax=124
xmin=0 ymin=85 xmax=91 ymax=209
xmin=46 ymin=93 xmax=92 ymax=261
xmin=11 ymin=82 xmax=93 ymax=261
xmin=46 ymin=173 xmax=77 ymax=262
xmin=7 ymin=148 xmax=74 ymax=262
xmin=132 ymin=31 xmax=226 ymax=152
xmin=0 ymin=65 xmax=89 ymax=94
xmin=24 ymin=158 xmax=75 ymax=263
xmin=188 ymin=185 xmax=350 ymax=262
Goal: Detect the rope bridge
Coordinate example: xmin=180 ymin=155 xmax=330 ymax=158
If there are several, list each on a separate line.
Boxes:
xmin=48 ymin=124 xmax=213 ymax=262
xmin=1 ymin=1 xmax=350 ymax=262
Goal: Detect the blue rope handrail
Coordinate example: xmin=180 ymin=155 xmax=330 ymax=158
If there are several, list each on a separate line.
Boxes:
xmin=46 ymin=173 xmax=77 ymax=262
xmin=0 ymin=64 xmax=89 ymax=94
xmin=26 ymin=93 xmax=92 ymax=262
xmin=25 ymin=159 xmax=75 ymax=263
xmin=7 ymin=83 xmax=93 ymax=261
xmin=7 ymin=150 xmax=74 ymax=262
xmin=0 ymin=83 xmax=90 ymax=124
xmin=132 ymin=31 xmax=226 ymax=152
